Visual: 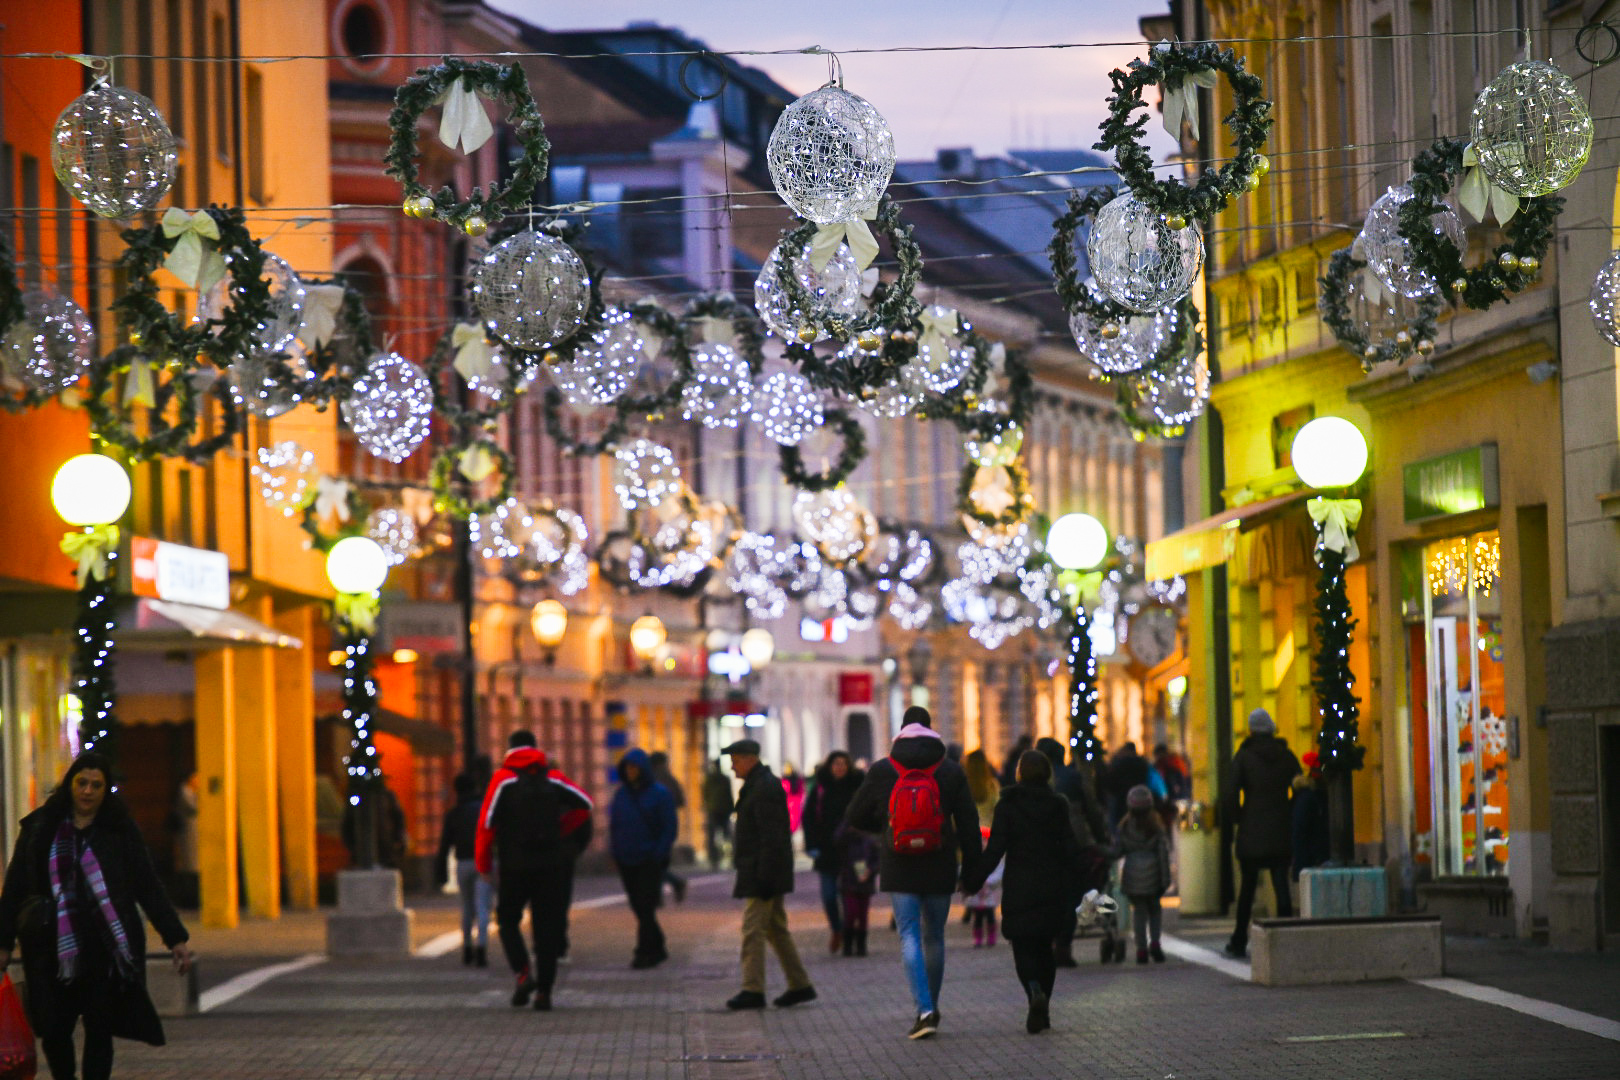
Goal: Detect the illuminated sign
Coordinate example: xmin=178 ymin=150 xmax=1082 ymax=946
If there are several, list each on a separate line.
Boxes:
xmin=131 ymin=537 xmax=230 ymax=610
xmin=1403 ymin=445 xmax=1498 ymax=522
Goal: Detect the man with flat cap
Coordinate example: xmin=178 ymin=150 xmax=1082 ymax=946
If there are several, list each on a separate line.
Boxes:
xmin=721 ymin=738 xmax=816 ymax=1011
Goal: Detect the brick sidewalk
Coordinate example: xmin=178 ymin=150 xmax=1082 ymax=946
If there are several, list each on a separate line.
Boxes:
xmin=103 ymin=872 xmax=1616 ymax=1079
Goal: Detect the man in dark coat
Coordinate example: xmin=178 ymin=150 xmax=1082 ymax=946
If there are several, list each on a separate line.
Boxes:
xmin=610 ymin=748 xmax=678 ymax=969
xmin=647 ymin=751 xmax=688 ymax=902
xmin=801 ymin=750 xmax=864 ymax=954
xmin=1037 ymin=737 xmax=1107 ymax=967
xmin=1222 ymin=708 xmax=1302 ymax=958
xmin=845 ymin=707 xmax=982 ymax=1040
xmin=1105 ymin=741 xmax=1152 ymax=827
xmin=722 ymin=739 xmax=816 ymax=1011
xmin=701 ymin=759 xmax=735 ymax=868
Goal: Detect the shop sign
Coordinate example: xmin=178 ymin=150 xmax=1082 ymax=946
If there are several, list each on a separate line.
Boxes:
xmin=130 ymin=537 xmax=230 ymax=610
xmin=377 ymin=601 xmax=462 ymax=654
xmin=1403 ymin=445 xmax=1498 ymax=522
xmin=839 ymin=671 xmax=873 ymax=705
xmin=1145 ymin=523 xmax=1239 ymax=580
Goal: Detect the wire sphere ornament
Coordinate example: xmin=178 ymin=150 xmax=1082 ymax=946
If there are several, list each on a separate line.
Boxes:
xmin=681 ymin=342 xmax=754 ymax=429
xmin=1361 ymin=185 xmax=1465 ymax=299
xmin=251 ymin=441 xmax=317 ymax=518
xmin=548 ymin=306 xmax=643 ymax=405
xmin=51 ymin=83 xmax=178 ymax=219
xmin=469 ymin=497 xmax=536 ymax=561
xmin=366 ymin=507 xmax=420 ymax=566
xmin=1470 ymin=60 xmax=1592 ymax=198
xmin=1086 ymin=191 xmax=1204 ymax=313
xmin=726 ymin=530 xmax=790 ymax=620
xmin=1069 ymin=294 xmax=1182 ymax=375
xmin=766 ymin=83 xmax=896 ymax=224
xmin=3 ymin=292 xmax=95 ymax=394
xmin=887 ymin=582 xmax=933 ymax=630
xmin=466 ymin=347 xmax=539 ymax=403
xmin=200 ymin=251 xmax=307 ymax=355
xmin=755 ymin=370 xmax=824 ymax=447
xmin=1142 ymin=351 xmax=1210 ymax=427
xmin=523 ymin=502 xmax=590 ymax=589
xmin=470 ymin=230 xmax=591 ymax=351
xmin=861 ymin=368 xmax=925 ymax=419
xmin=794 ymin=488 xmax=876 ymax=565
xmin=861 ymin=525 xmax=934 ymax=586
xmin=1589 ymin=249 xmax=1620 ymax=347
xmin=226 ymin=349 xmax=311 ymax=419
xmin=613 ymin=439 xmax=681 ymax=510
xmin=1319 ymin=245 xmax=1440 ymax=370
xmin=341 ymin=351 xmax=434 ymax=463
xmin=908 ymin=305 xmax=975 ymax=393
xmin=753 ymin=239 xmax=865 ymax=342
xmin=964 ymin=417 xmax=1023 ymax=468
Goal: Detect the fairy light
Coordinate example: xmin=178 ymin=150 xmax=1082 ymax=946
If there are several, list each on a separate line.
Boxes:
xmin=1067 ymin=602 xmax=1102 ymax=761
xmin=74 ymin=545 xmax=118 ymax=757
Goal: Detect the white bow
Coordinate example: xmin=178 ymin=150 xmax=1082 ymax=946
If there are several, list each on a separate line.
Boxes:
xmin=458 ymin=443 xmax=497 ymax=483
xmin=161 ymin=207 xmax=226 ymax=293
xmin=452 ymin=322 xmax=497 ymax=383
xmin=1156 ymin=43 xmax=1219 ymax=141
xmin=437 ymin=78 xmax=494 ymax=155
xmin=301 ymin=285 xmax=347 ymax=348
xmin=1307 ymin=496 xmax=1363 ymax=563
xmin=123 ymin=356 xmax=157 ymax=408
xmin=1458 ymin=143 xmax=1520 ymax=225
xmin=917 ymin=305 xmax=959 ymax=357
xmin=314 ymin=475 xmax=353 ymax=525
xmin=810 ymin=208 xmax=880 ymax=272
xmin=693 ymin=315 xmax=735 ymax=347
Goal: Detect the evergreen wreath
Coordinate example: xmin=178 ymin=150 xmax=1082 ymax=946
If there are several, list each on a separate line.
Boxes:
xmin=297 ymin=479 xmax=368 ymax=554
xmin=1113 ymin=374 xmax=1184 ymax=442
xmin=684 ymin=290 xmax=767 ymax=373
xmin=1399 ymin=136 xmax=1562 ymax=312
xmin=603 ymin=298 xmax=692 ymax=421
xmin=770 ymin=197 xmax=924 ymax=345
xmin=1317 ymin=247 xmax=1443 ymax=371
xmin=1096 ymin=40 xmax=1273 ymax=222
xmin=779 ymin=406 xmax=867 ymax=491
xmin=385 ymin=57 xmax=550 ymax=235
xmin=429 ymin=435 xmax=516 ymax=519
xmin=298 ymin=278 xmax=378 ymax=408
xmin=541 ymin=385 xmax=631 ymax=458
xmin=84 ymin=345 xmax=243 ymax=463
xmin=956 ymin=457 xmax=1031 ymax=527
xmin=935 ymin=343 xmax=1036 ymax=440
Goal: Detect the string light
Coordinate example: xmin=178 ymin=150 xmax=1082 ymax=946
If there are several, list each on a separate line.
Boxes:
xmin=1067 ymin=602 xmax=1101 ymax=761
xmin=74 ymin=544 xmax=118 ymax=757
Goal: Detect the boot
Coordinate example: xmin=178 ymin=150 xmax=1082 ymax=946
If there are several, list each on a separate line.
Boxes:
xmin=973 ymin=926 xmax=983 ymax=948
xmin=1025 ymin=980 xmax=1049 ymax=1035
xmin=475 ymin=945 xmax=488 ymax=968
xmin=986 ymin=923 xmax=997 ymax=948
xmin=843 ymin=933 xmax=855 ymax=957
xmin=462 ymin=943 xmax=474 ymax=966
xmin=856 ymin=930 xmax=868 ymax=957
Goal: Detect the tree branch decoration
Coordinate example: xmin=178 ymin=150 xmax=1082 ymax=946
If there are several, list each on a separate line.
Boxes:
xmin=1317 ymin=247 xmax=1442 ymax=371
xmin=384 ymin=57 xmax=551 ymax=236
xmin=1399 ymin=136 xmax=1562 ymax=312
xmin=770 ymin=197 xmax=924 ymax=345
xmin=1066 ymin=601 xmax=1103 ymax=762
xmin=1095 ymin=40 xmax=1273 ymax=223
xmin=1311 ymin=537 xmax=1366 ymax=777
xmin=297 ymin=278 xmax=378 ymax=408
xmin=779 ymin=406 xmax=867 ymax=491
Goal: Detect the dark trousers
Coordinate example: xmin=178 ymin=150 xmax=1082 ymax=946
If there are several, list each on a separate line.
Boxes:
xmin=1053 ymin=909 xmax=1077 ymax=959
xmin=1129 ymin=895 xmax=1163 ymax=948
xmin=818 ymin=871 xmax=842 ymax=933
xmin=704 ymin=813 xmax=731 ymax=866
xmin=1010 ymin=935 xmax=1056 ymax=1000
xmin=841 ymin=890 xmax=871 ymax=935
xmin=617 ymin=860 xmax=667 ymax=960
xmin=1231 ymin=855 xmax=1292 ymax=950
xmin=559 ymin=855 xmax=577 ymax=958
xmin=36 ymin=954 xmax=114 ymax=1080
xmin=497 ymin=865 xmax=570 ymax=991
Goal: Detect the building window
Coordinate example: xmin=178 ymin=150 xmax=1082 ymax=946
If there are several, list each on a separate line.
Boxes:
xmin=246 ymin=67 xmax=268 ymax=203
xmin=1293 ymin=265 xmax=1317 ymax=317
xmin=341 ymin=3 xmax=384 ymax=57
xmin=211 ymin=15 xmax=230 ymax=162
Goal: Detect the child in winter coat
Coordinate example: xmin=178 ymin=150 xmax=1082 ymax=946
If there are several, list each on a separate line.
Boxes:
xmin=836 ymin=823 xmax=881 ymax=956
xmin=1113 ymin=784 xmax=1172 ymax=964
xmin=966 ymin=827 xmax=1004 ymax=946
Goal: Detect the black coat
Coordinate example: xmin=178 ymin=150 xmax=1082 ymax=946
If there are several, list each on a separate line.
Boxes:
xmin=732 ymin=765 xmax=795 ymax=899
xmin=0 ymin=804 xmax=188 ymax=1046
xmin=964 ymin=783 xmax=1082 ymax=940
xmin=844 ymin=734 xmax=982 ymax=895
xmin=1291 ymin=776 xmax=1331 ymax=878
xmin=1224 ymin=734 xmax=1302 ymax=860
xmin=800 ymin=765 xmax=865 ymax=874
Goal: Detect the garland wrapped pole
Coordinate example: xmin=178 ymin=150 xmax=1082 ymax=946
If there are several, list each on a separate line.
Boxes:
xmin=1066 ymin=602 xmax=1103 ymax=763
xmin=325 ymin=537 xmax=391 ymax=869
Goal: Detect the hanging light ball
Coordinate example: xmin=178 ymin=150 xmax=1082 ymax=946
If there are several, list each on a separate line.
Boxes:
xmin=909 ymin=305 xmax=975 ymax=393
xmin=1068 ymin=297 xmax=1183 ymax=375
xmin=1589 ymin=250 xmax=1620 ymax=347
xmin=753 ymin=239 xmax=865 ymax=342
xmin=50 ymin=84 xmax=178 ymax=218
xmin=340 ymin=352 xmax=433 ymax=463
xmin=888 ymin=582 xmax=933 ymax=631
xmin=466 ymin=348 xmax=539 ymax=404
xmin=548 ymin=306 xmax=643 ymax=405
xmin=766 ymin=84 xmax=896 ymax=224
xmin=726 ymin=531 xmax=789 ymax=620
xmin=1142 ymin=352 xmax=1210 ymax=427
xmin=226 ymin=350 xmax=309 ymax=419
xmin=754 ymin=370 xmax=824 ymax=446
xmin=200 ymin=251 xmax=307 ymax=355
xmin=2 ymin=292 xmax=95 ymax=394
xmin=681 ymin=342 xmax=754 ymax=429
xmin=469 ymin=498 xmax=535 ymax=561
xmin=794 ymin=489 xmax=876 ymax=564
xmin=612 ymin=439 xmax=681 ymax=509
xmin=470 ymin=230 xmax=591 ymax=351
xmin=1360 ymin=184 xmax=1465 ymax=299
xmin=366 ymin=507 xmax=419 ymax=566
xmin=1470 ymin=60 xmax=1592 ymax=197
xmin=964 ymin=419 xmax=1023 ymax=468
xmin=1086 ymin=191 xmax=1204 ymax=313
xmin=251 ymin=441 xmax=317 ymax=518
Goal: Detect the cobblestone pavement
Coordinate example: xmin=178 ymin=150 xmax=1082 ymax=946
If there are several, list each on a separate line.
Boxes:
xmin=100 ymin=871 xmax=1617 ymax=1079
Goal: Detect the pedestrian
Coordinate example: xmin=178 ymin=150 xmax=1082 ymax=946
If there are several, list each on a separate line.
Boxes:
xmin=702 ymin=759 xmax=735 ymax=869
xmin=475 ymin=730 xmax=595 ymax=1011
xmin=781 ymin=763 xmax=805 ymax=833
xmin=646 ymin=751 xmax=688 ymax=903
xmin=722 ymin=739 xmax=817 ymax=1011
xmin=435 ymin=772 xmax=491 ymax=966
xmin=998 ymin=735 xmax=1032 ymax=789
xmin=0 ymin=751 xmax=194 ymax=1080
xmin=1221 ymin=708 xmax=1301 ymax=959
xmin=1104 ymin=741 xmax=1151 ymax=827
xmin=844 ymin=706 xmax=982 ymax=1040
xmin=835 ymin=822 xmax=880 ymax=957
xmin=1152 ymin=743 xmax=1190 ymax=833
xmin=962 ymin=750 xmax=1082 ymax=1036
xmin=801 ymin=750 xmax=865 ymax=954
xmin=965 ymin=842 xmax=1002 ymax=948
xmin=962 ymin=749 xmax=1000 ymax=927
xmin=610 ymin=748 xmax=677 ymax=969
xmin=1035 ymin=737 xmax=1106 ymax=968
xmin=1291 ymin=750 xmax=1331 ymax=879
xmin=1113 ymin=785 xmax=1171 ymax=964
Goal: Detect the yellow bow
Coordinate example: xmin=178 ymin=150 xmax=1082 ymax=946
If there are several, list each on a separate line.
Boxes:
xmin=333 ymin=590 xmax=380 ymax=635
xmin=1307 ymin=496 xmax=1363 ymax=563
xmin=400 ymin=487 xmax=436 ymax=525
xmin=458 ymin=443 xmax=497 ymax=483
xmin=1156 ymin=42 xmax=1219 ymax=141
xmin=1458 ymin=143 xmax=1520 ymax=226
xmin=161 ymin=208 xmax=226 ymax=293
xmin=810 ymin=208 xmax=880 ymax=272
xmin=917 ymin=305 xmax=960 ymax=358
xmin=452 ymin=322 xmax=498 ymax=383
xmin=60 ymin=525 xmax=120 ymax=587
xmin=313 ymin=474 xmax=353 ymax=525
xmin=301 ymin=284 xmax=347 ymax=348
xmin=437 ymin=78 xmax=494 ymax=155
xmin=123 ymin=355 xmax=157 ymax=408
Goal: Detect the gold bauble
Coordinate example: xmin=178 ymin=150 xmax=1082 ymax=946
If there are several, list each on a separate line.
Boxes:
xmin=1519 ymin=254 xmax=1541 ymax=275
xmin=1099 ymin=322 xmax=1122 ymax=340
xmin=1394 ymin=329 xmax=1412 ymax=346
xmin=1163 ymin=213 xmax=1188 ymax=231
xmin=1254 ymin=153 xmax=1271 ymax=176
xmin=795 ymin=325 xmax=819 ymax=344
xmin=128 ymin=328 xmax=144 ymax=347
xmin=1363 ymin=344 xmax=1380 ymax=360
xmin=1415 ymin=338 xmax=1435 ymax=356
xmin=462 ymin=214 xmax=489 ymax=237
xmin=1243 ymin=172 xmax=1262 ymax=192
xmin=1450 ymin=278 xmax=1469 ymax=294
xmin=856 ymin=332 xmax=882 ymax=351
xmin=1498 ymin=251 xmax=1521 ymax=272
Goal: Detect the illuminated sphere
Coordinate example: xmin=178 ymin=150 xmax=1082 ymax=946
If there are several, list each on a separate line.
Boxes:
xmin=365 ymin=507 xmax=418 ymax=566
xmin=910 ymin=305 xmax=975 ymax=393
xmin=1046 ymin=512 xmax=1108 ymax=571
xmin=1069 ymin=297 xmax=1182 ymax=375
xmin=680 ymin=342 xmax=754 ymax=429
xmin=326 ymin=536 xmax=389 ymax=594
xmin=753 ymin=239 xmax=865 ymax=342
xmin=3 ymin=293 xmax=95 ymax=393
xmin=210 ymin=254 xmax=310 ymax=419
xmin=739 ymin=627 xmax=776 ymax=668
xmin=251 ymin=441 xmax=317 ymax=517
xmin=767 ymin=85 xmax=895 ymax=224
xmin=754 ymin=370 xmax=824 ymax=447
xmin=1086 ymin=192 xmax=1204 ymax=313
xmin=341 ymin=352 xmax=433 ymax=463
xmin=612 ymin=439 xmax=681 ymax=510
xmin=1471 ymin=60 xmax=1592 ymax=197
xmin=1324 ymin=254 xmax=1430 ymax=365
xmin=1360 ymin=185 xmax=1465 ymax=299
xmin=794 ymin=488 xmax=874 ymax=564
xmin=530 ymin=598 xmax=569 ymax=649
xmin=52 ymin=454 xmax=131 ymax=526
xmin=200 ymin=251 xmax=307 ymax=355
xmin=1588 ymin=249 xmax=1620 ymax=347
xmin=1143 ymin=351 xmax=1210 ymax=427
xmin=470 ymin=230 xmax=591 ymax=351
xmin=1291 ymin=416 xmax=1369 ymax=489
xmin=629 ymin=614 xmax=667 ymax=659
xmin=51 ymin=84 xmax=177 ymax=219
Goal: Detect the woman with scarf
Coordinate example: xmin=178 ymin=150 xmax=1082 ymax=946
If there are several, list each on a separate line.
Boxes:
xmin=0 ymin=752 xmax=192 ymax=1080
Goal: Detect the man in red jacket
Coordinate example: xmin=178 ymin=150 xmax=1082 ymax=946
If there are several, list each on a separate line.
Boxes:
xmin=476 ymin=730 xmax=593 ymax=1010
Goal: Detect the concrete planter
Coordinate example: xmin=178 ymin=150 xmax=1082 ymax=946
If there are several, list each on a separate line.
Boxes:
xmin=1250 ymin=915 xmax=1443 ymax=986
xmin=326 ymin=868 xmax=413 ymax=957
xmin=1417 ymin=877 xmax=1515 ymax=937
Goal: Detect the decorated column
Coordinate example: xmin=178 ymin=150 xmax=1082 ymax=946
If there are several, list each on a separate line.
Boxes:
xmin=325 ymin=536 xmax=390 ymax=870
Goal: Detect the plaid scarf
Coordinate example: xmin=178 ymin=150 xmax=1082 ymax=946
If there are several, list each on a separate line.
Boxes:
xmin=48 ymin=820 xmax=137 ymax=982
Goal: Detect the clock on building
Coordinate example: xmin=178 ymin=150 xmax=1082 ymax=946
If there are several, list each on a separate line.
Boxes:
xmin=1129 ymin=607 xmax=1179 ymax=669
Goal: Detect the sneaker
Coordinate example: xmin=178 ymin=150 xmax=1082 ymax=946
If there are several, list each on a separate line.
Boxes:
xmin=908 ymin=1011 xmax=940 ymax=1040
xmin=1149 ymin=942 xmax=1165 ymax=963
xmin=773 ymin=986 xmax=817 ymax=1008
xmin=1136 ymin=947 xmax=1149 ymax=964
xmin=511 ymin=971 xmax=535 ymax=1007
xmin=1222 ymin=942 xmax=1248 ymax=960
xmin=1025 ymin=981 xmax=1049 ymax=1035
xmin=726 ymin=991 xmax=767 ymax=1010
xmin=532 ymin=989 xmax=552 ymax=1012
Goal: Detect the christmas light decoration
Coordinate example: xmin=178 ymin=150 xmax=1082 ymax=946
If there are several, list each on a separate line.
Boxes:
xmin=766 ymin=83 xmax=896 ymax=224
xmin=4 ymin=293 xmax=95 ymax=394
xmin=613 ymin=439 xmax=681 ymax=510
xmin=470 ymin=229 xmax=591 ymax=351
xmin=680 ymin=342 xmax=754 ymax=429
xmin=755 ymin=370 xmax=824 ymax=447
xmin=252 ymin=441 xmax=317 ymax=518
xmin=342 ymin=352 xmax=434 ymax=463
xmin=1360 ymin=184 xmax=1464 ymax=299
xmin=1086 ymin=191 xmax=1204 ymax=313
xmin=1470 ymin=60 xmax=1592 ymax=197
xmin=1589 ymin=249 xmax=1620 ymax=347
xmin=52 ymin=454 xmax=131 ymax=759
xmin=753 ymin=238 xmax=865 ymax=342
xmin=365 ymin=507 xmax=418 ymax=567
xmin=51 ymin=83 xmax=178 ymax=218
xmin=1067 ymin=602 xmax=1102 ymax=761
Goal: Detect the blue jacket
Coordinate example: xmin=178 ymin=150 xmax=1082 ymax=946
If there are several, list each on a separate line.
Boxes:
xmin=610 ymin=748 xmax=678 ymax=866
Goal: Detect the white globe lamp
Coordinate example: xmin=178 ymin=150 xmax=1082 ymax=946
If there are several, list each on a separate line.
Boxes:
xmin=1046 ymin=513 xmax=1109 ymax=571
xmin=52 ymin=454 xmax=132 ymax=527
xmin=630 ymin=613 xmax=667 ymax=663
xmin=1291 ymin=417 xmax=1369 ymax=490
xmin=530 ymin=599 xmax=569 ymax=651
xmin=739 ymin=627 xmax=776 ymax=670
xmin=325 ymin=536 xmax=389 ymax=595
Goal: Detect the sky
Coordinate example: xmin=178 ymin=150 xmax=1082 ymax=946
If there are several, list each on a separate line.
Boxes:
xmin=488 ymin=0 xmax=1180 ymax=164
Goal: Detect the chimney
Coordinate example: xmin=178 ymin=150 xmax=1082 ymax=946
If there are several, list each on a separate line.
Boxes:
xmin=935 ymin=147 xmax=977 ymax=181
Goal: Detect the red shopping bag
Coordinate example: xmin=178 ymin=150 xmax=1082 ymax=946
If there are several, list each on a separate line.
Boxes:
xmin=0 ymin=974 xmax=36 ymax=1080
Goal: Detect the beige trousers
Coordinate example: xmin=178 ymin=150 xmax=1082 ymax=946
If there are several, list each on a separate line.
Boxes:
xmin=740 ymin=895 xmax=810 ymax=993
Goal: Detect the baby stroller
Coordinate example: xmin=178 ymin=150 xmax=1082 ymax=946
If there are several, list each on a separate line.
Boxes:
xmin=1074 ymin=845 xmax=1129 ymax=963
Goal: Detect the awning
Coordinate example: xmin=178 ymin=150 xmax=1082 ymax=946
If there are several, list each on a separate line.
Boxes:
xmin=318 ymin=709 xmax=456 ymax=755
xmin=1146 ymin=491 xmax=1310 ymax=580
xmin=119 ymin=599 xmax=304 ymax=651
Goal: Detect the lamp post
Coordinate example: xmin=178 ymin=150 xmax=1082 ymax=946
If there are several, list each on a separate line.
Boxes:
xmin=629 ymin=613 xmax=666 ymax=673
xmin=52 ymin=454 xmax=132 ymax=760
xmin=326 ymin=535 xmax=389 ymax=870
xmin=1291 ymin=416 xmax=1370 ymax=865
xmin=1046 ymin=512 xmax=1109 ymax=762
xmin=530 ymin=599 xmax=568 ymax=666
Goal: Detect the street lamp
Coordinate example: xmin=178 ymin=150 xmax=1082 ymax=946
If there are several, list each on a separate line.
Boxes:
xmin=1046 ymin=512 xmax=1110 ymax=571
xmin=739 ymin=627 xmax=775 ymax=670
xmin=326 ymin=535 xmax=389 ymax=869
xmin=530 ymin=599 xmax=568 ymax=665
xmin=53 ymin=454 xmax=133 ymax=759
xmin=1291 ymin=416 xmax=1370 ymax=864
xmin=630 ymin=613 xmax=666 ymax=672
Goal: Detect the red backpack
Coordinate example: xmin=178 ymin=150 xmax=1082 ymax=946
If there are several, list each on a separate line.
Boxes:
xmin=887 ymin=758 xmax=946 ymax=854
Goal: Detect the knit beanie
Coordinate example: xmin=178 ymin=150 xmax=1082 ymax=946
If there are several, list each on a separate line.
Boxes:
xmin=1248 ymin=707 xmax=1276 ymax=735
xmin=1126 ymin=784 xmax=1154 ymax=810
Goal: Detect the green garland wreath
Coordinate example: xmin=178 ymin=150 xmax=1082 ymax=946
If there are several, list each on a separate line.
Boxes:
xmin=297 ymin=278 xmax=377 ymax=408
xmin=956 ymin=457 xmax=1031 ymax=527
xmin=684 ymin=291 xmax=767 ymax=373
xmin=384 ymin=58 xmax=550 ymax=235
xmin=541 ymin=385 xmax=631 ymax=457
xmin=769 ymin=197 xmax=924 ymax=345
xmin=934 ymin=342 xmax=1036 ymax=440
xmin=297 ymin=479 xmax=369 ymax=554
xmin=429 ymin=436 xmax=516 ymax=519
xmin=1095 ymin=40 xmax=1274 ymax=222
xmin=85 ymin=345 xmax=243 ymax=463
xmin=600 ymin=298 xmax=693 ymax=423
xmin=1318 ymin=247 xmax=1443 ymax=371
xmin=1398 ymin=137 xmax=1562 ymax=312
xmin=779 ymin=407 xmax=867 ymax=491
